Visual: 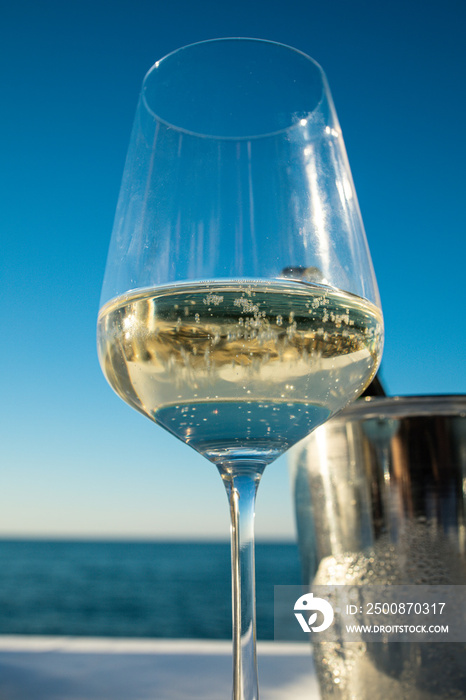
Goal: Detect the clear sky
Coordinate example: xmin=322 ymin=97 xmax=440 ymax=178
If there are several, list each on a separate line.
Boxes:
xmin=1 ymin=0 xmax=465 ymax=540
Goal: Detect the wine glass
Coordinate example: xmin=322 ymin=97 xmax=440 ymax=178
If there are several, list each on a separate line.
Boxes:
xmin=97 ymin=38 xmax=383 ymax=700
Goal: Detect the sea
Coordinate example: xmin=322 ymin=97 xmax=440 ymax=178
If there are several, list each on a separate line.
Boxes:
xmin=0 ymin=540 xmax=302 ymax=640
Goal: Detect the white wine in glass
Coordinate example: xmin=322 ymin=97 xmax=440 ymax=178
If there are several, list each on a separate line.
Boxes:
xmin=97 ymin=38 xmax=383 ymax=700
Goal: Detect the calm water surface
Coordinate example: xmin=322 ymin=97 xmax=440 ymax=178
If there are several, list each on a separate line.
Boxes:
xmin=0 ymin=540 xmax=301 ymax=639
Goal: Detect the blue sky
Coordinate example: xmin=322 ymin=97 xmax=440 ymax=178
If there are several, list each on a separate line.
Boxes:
xmin=1 ymin=0 xmax=465 ymax=539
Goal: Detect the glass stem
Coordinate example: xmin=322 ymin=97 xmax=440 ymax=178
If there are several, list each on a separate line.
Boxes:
xmin=218 ymin=462 xmax=265 ymax=700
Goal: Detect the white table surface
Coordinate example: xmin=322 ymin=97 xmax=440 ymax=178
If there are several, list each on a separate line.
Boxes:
xmin=0 ymin=636 xmax=321 ymax=699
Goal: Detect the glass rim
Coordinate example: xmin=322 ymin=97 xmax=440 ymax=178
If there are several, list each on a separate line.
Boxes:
xmin=141 ymin=37 xmax=328 ymax=141
xmin=335 ymin=395 xmax=466 ymax=420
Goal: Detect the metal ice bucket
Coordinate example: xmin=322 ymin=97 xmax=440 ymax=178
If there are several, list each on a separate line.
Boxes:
xmin=289 ymin=395 xmax=466 ymax=699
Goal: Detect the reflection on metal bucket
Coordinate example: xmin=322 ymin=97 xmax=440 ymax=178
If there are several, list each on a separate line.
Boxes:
xmin=289 ymin=396 xmax=466 ymax=699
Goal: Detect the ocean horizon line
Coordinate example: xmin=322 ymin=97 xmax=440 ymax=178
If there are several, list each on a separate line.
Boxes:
xmin=0 ymin=535 xmax=298 ymax=544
